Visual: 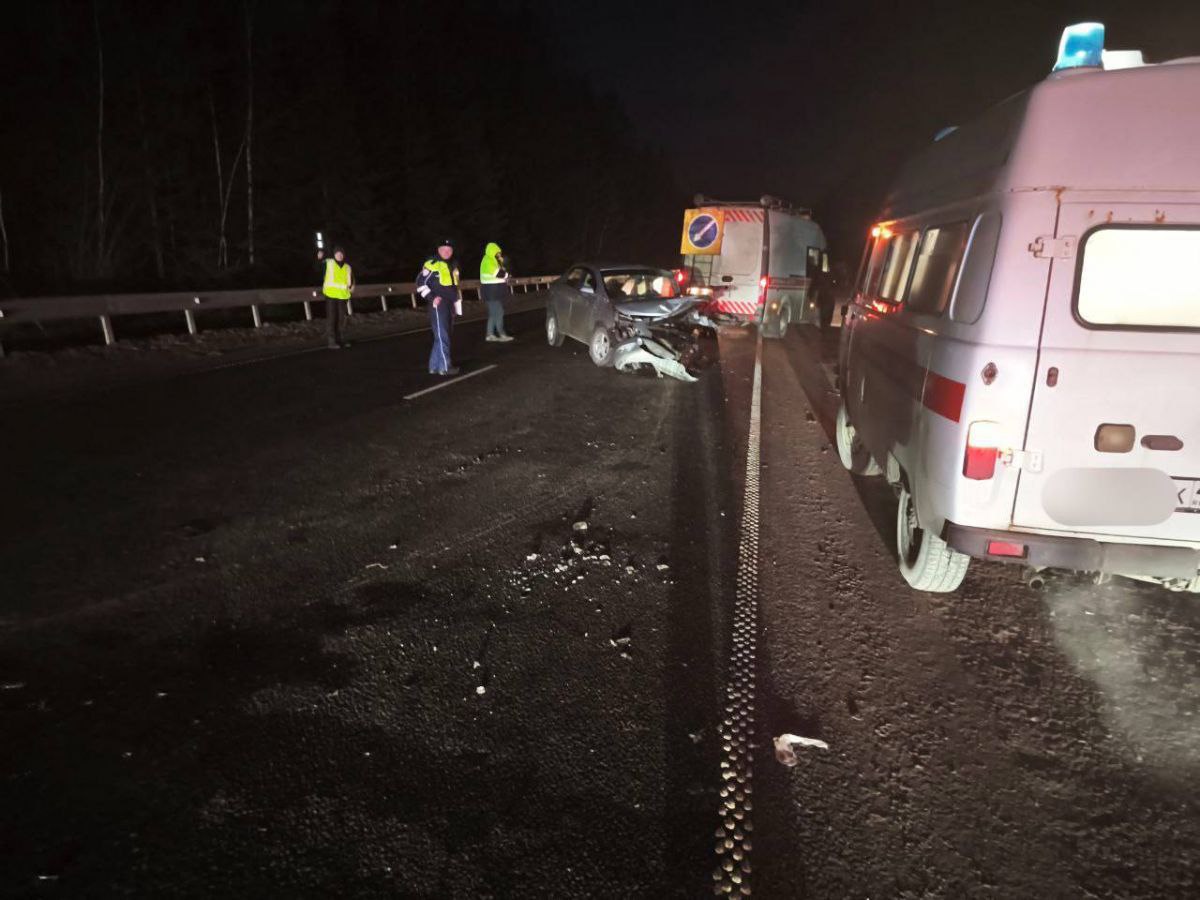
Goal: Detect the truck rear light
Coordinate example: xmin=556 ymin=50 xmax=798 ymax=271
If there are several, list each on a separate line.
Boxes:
xmin=963 ymin=420 xmax=1002 ymax=480
xmin=759 ymin=276 xmax=768 ymax=289
xmin=987 ymin=540 xmax=1027 ymax=558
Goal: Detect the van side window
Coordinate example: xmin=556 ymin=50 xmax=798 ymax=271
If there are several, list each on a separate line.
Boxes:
xmin=565 ymin=267 xmax=585 ymax=288
xmin=860 ymin=237 xmax=889 ymax=297
xmin=879 ymin=232 xmax=919 ymax=301
xmin=950 ymin=213 xmax=1002 ymax=324
xmin=806 ymin=247 xmax=822 ymax=274
xmin=907 ymin=222 xmax=971 ymax=315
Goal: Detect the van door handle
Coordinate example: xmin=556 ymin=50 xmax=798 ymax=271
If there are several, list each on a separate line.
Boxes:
xmin=1141 ymin=434 xmax=1184 ymax=451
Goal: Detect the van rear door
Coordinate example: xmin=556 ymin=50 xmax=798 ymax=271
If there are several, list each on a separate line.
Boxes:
xmin=1011 ymin=200 xmax=1200 ymax=544
xmin=712 ymin=209 xmax=766 ymax=318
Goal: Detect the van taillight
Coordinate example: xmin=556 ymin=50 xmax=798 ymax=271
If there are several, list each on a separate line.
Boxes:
xmin=758 ymin=275 xmax=768 ymax=306
xmin=963 ymin=421 xmax=1001 ymax=480
xmin=987 ymin=540 xmax=1026 ymax=558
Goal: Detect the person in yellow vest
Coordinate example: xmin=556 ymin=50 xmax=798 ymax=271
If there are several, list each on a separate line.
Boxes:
xmin=317 ymin=245 xmax=355 ymax=349
xmin=480 ymin=241 xmax=513 ymax=342
xmin=416 ymin=238 xmax=462 ymax=375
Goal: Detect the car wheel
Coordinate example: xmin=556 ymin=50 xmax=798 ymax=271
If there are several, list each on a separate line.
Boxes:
xmin=589 ymin=325 xmax=615 ymax=367
xmin=546 ymin=309 xmax=564 ymax=347
xmin=778 ymin=302 xmax=791 ymax=337
xmin=896 ymin=485 xmax=969 ymax=593
xmin=835 ymin=400 xmax=882 ymax=476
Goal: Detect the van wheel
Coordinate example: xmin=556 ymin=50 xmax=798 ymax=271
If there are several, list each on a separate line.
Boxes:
xmin=546 ymin=309 xmax=564 ymax=347
xmin=896 ymin=486 xmax=969 ymax=593
xmin=589 ymin=326 xmax=615 ymax=367
xmin=835 ymin=401 xmax=882 ymax=476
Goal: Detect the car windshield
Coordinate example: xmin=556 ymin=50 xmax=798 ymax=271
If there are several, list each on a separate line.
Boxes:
xmin=601 ymin=269 xmax=680 ymax=301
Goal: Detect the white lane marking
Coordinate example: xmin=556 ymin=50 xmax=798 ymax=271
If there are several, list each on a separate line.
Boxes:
xmin=713 ymin=333 xmax=762 ymax=896
xmin=403 ymin=364 xmax=498 ymax=400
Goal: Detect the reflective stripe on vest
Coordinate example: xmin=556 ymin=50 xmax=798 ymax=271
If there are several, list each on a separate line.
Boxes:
xmin=323 ymin=259 xmax=352 ymax=299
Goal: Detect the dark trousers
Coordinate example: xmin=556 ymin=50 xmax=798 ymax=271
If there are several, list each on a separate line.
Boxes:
xmin=428 ymin=298 xmax=453 ymax=373
xmin=325 ymin=298 xmax=343 ymax=345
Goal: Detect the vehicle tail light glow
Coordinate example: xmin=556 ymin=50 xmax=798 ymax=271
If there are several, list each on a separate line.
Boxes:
xmin=987 ymin=540 xmax=1027 ymax=558
xmin=675 ymin=269 xmax=687 ymax=284
xmin=963 ymin=420 xmax=1002 ymax=480
xmin=759 ymin=276 xmax=768 ymax=289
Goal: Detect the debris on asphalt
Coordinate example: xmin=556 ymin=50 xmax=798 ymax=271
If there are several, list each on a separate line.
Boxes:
xmin=774 ymin=733 xmax=831 ymax=766
xmin=475 ymin=685 xmax=486 ymax=696
xmin=365 ymin=562 xmax=388 ymax=570
xmin=572 ymin=521 xmax=589 ymax=533
xmin=2 ymin=682 xmax=26 ymax=691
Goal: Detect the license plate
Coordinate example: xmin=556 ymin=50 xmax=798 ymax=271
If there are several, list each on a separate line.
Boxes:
xmin=1174 ymin=477 xmax=1200 ymax=514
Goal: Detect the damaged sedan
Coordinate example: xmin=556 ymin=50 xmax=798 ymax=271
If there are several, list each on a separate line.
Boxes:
xmin=545 ymin=263 xmax=718 ymax=382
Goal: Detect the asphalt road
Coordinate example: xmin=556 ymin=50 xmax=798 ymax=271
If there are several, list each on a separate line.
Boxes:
xmin=2 ymin=305 xmax=1198 ymax=897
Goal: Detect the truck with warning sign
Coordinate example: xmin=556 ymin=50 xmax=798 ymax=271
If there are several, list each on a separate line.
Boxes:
xmin=679 ymin=194 xmax=828 ymax=337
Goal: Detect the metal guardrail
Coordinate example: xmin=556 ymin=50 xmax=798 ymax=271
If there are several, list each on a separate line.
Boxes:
xmin=0 ymin=275 xmax=559 ymax=356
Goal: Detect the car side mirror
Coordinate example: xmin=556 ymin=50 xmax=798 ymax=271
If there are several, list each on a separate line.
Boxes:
xmin=581 ymin=284 xmax=595 ymax=295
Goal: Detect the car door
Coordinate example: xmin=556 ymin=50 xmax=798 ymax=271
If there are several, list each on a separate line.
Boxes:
xmin=568 ymin=268 xmax=599 ymax=340
xmin=554 ymin=267 xmax=586 ymax=340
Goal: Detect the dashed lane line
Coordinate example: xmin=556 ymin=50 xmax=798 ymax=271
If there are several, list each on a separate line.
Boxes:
xmin=403 ymin=364 xmax=498 ymax=400
xmin=713 ymin=333 xmax=762 ymax=896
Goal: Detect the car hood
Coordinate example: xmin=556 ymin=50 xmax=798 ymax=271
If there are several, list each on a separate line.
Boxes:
xmin=614 ymin=297 xmax=700 ymax=320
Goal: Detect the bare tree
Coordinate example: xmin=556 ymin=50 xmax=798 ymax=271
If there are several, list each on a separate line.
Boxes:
xmin=135 ymin=74 xmax=165 ymax=280
xmin=209 ymin=86 xmax=246 ymax=270
xmin=0 ymin=187 xmax=9 ymax=274
xmin=245 ymin=1 xmax=255 ymax=267
xmin=92 ymin=0 xmax=106 ymax=276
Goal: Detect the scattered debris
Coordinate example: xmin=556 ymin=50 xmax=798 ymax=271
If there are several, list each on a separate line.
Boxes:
xmin=194 ymin=556 xmax=206 ymax=563
xmin=475 ymin=685 xmax=486 ymax=696
xmin=774 ymin=733 xmax=831 ymax=767
xmin=656 ymin=563 xmax=670 ymax=572
xmin=365 ymin=562 xmax=388 ymax=570
xmin=526 ymin=552 xmax=540 ymax=562
xmin=2 ymin=682 xmax=26 ymax=691
xmin=572 ymin=521 xmax=589 ymax=533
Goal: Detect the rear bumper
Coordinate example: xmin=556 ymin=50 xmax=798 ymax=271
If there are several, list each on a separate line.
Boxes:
xmin=942 ymin=522 xmax=1200 ymax=579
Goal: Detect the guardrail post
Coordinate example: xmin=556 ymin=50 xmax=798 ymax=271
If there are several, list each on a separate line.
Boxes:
xmin=99 ymin=315 xmax=115 ymax=346
xmin=380 ymin=295 xmax=388 ymax=312
xmin=184 ymin=308 xmax=198 ymax=336
xmin=251 ymin=305 xmax=262 ymax=328
xmin=303 ymin=301 xmax=313 ymax=321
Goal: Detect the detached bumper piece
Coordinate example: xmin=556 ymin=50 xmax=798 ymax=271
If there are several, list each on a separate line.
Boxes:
xmin=943 ymin=521 xmax=1200 ymax=579
xmin=613 ymin=336 xmax=697 ymax=382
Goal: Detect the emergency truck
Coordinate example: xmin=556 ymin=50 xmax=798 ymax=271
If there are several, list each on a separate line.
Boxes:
xmin=837 ymin=23 xmax=1200 ymax=594
xmin=680 ymin=195 xmax=828 ymax=337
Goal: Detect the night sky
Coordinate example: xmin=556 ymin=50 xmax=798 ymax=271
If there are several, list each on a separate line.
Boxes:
xmin=545 ymin=0 xmax=1200 ymax=253
xmin=3 ymin=0 xmax=1198 ymax=291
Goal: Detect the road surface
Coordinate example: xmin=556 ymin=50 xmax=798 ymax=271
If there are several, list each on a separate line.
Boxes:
xmin=2 ymin=305 xmax=1198 ymax=897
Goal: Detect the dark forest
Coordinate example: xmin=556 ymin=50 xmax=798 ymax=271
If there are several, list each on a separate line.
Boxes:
xmin=0 ymin=0 xmax=683 ymax=296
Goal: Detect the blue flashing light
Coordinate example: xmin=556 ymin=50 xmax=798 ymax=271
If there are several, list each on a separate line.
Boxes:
xmin=1054 ymin=22 xmax=1105 ymax=71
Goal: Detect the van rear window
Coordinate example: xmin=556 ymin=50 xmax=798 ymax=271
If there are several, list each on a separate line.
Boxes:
xmin=1077 ymin=227 xmax=1200 ymax=329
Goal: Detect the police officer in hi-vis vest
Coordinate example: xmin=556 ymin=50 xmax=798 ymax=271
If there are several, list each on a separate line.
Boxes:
xmin=416 ymin=239 xmax=462 ymax=375
xmin=317 ymin=245 xmax=354 ymax=349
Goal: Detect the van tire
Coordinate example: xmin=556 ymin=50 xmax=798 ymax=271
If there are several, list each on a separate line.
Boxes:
xmin=546 ymin=309 xmax=564 ymax=347
xmin=835 ymin=401 xmax=882 ymax=476
xmin=896 ymin=486 xmax=969 ymax=593
xmin=762 ymin=303 xmax=790 ymax=340
xmin=589 ymin=325 xmax=615 ymax=367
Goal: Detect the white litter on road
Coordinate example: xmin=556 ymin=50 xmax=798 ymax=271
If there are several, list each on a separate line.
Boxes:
xmin=403 ymin=364 xmax=498 ymax=401
xmin=773 ymin=733 xmax=831 ymax=767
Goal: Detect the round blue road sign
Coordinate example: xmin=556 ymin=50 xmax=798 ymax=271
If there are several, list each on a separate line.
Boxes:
xmin=688 ymin=214 xmax=719 ymax=249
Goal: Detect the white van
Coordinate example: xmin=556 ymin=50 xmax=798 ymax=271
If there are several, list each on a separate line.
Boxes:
xmin=682 ymin=196 xmax=828 ymax=338
xmin=836 ymin=28 xmax=1200 ymax=594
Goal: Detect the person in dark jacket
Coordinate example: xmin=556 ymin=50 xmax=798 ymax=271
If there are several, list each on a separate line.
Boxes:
xmin=317 ymin=244 xmax=354 ymax=349
xmin=416 ymin=239 xmax=462 ymax=375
